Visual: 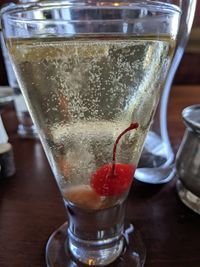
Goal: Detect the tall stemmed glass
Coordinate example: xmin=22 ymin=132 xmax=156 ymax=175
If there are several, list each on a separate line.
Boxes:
xmin=1 ymin=1 xmax=180 ymax=266
xmin=135 ymin=0 xmax=196 ymax=184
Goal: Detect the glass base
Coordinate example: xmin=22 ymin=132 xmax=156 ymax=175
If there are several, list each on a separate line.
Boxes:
xmin=17 ymin=124 xmax=38 ymax=139
xmin=46 ymin=221 xmax=146 ymax=267
xmin=0 ymin=86 xmax=14 ymax=108
xmin=135 ymin=164 xmax=175 ymax=184
xmin=136 ymin=131 xmax=175 ymax=184
xmin=176 ymin=179 xmax=200 ymax=215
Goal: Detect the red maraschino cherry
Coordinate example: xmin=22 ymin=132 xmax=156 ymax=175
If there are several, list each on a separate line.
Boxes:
xmin=91 ymin=123 xmax=139 ymax=196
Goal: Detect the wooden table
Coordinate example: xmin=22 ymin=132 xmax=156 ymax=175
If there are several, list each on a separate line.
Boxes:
xmin=1 ymin=86 xmax=200 ymax=267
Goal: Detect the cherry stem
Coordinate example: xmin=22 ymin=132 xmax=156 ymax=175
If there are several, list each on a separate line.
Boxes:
xmin=111 ymin=122 xmax=139 ymax=177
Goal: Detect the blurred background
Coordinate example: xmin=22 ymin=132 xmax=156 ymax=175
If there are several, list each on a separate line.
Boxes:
xmin=0 ymin=0 xmax=200 ymax=85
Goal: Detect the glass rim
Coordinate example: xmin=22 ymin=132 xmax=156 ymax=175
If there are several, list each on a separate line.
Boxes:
xmin=182 ymin=104 xmax=200 ymax=132
xmin=1 ymin=0 xmax=181 ymax=24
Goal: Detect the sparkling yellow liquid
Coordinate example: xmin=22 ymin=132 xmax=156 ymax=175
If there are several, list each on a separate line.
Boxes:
xmin=7 ymin=36 xmax=175 ymax=209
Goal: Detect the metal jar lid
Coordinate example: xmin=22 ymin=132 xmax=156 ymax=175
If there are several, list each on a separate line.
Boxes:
xmin=182 ymin=104 xmax=200 ymax=134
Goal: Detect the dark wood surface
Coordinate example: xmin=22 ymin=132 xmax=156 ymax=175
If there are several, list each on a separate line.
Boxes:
xmin=1 ymin=85 xmax=200 ymax=267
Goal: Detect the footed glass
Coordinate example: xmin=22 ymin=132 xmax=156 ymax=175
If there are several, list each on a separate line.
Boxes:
xmin=0 ymin=31 xmax=38 ymax=138
xmin=1 ymin=1 xmax=180 ymax=266
xmin=136 ymin=0 xmax=196 ymax=184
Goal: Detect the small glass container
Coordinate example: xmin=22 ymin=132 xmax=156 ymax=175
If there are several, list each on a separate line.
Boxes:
xmin=0 ymin=25 xmax=37 ymax=139
xmin=0 ymin=115 xmax=15 ymax=179
xmin=176 ymin=105 xmax=200 ymax=214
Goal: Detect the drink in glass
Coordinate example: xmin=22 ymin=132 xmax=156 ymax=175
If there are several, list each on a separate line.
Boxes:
xmin=1 ymin=1 xmax=180 ymax=266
